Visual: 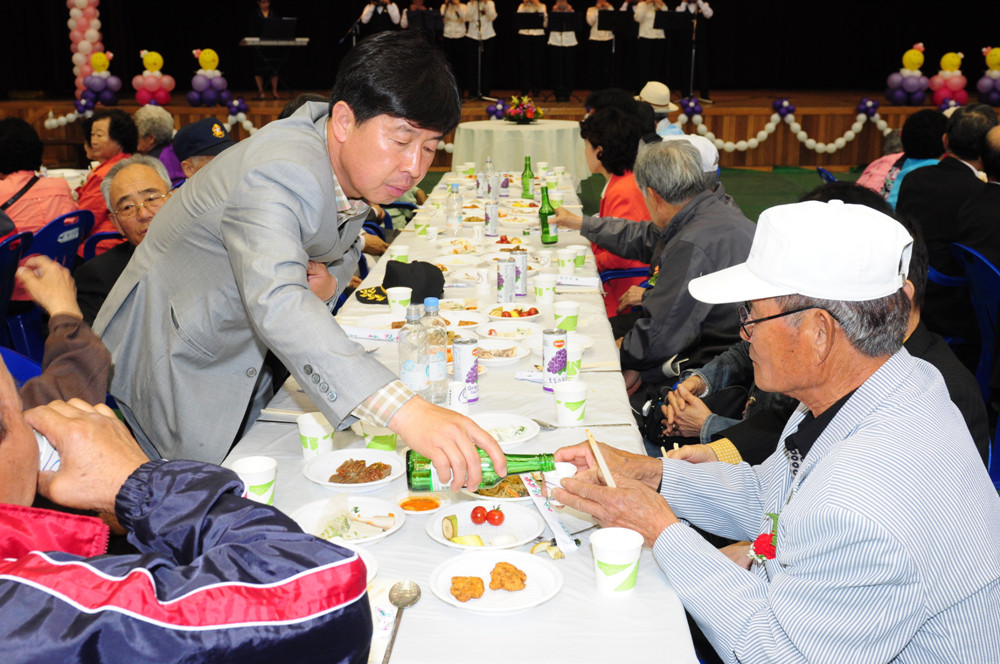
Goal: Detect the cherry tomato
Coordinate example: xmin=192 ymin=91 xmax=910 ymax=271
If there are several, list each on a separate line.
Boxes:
xmin=501 ymin=311 xmax=512 ymax=318
xmin=525 ymin=307 xmax=539 ymax=316
xmin=486 ymin=507 xmax=505 ymax=526
xmin=471 ymin=506 xmax=487 ymax=524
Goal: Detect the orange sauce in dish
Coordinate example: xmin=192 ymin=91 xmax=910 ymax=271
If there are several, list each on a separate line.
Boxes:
xmin=399 ymin=496 xmax=441 ymax=512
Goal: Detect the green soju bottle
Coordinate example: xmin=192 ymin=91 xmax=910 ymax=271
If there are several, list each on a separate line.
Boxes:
xmin=406 ymin=449 xmax=555 ymax=491
xmin=538 ymin=184 xmax=558 ymax=245
xmin=521 ymin=155 xmax=535 ymax=200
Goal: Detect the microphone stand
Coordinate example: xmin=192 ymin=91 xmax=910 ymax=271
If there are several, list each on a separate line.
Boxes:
xmin=470 ymin=3 xmax=497 ymax=102
xmin=686 ymin=5 xmax=712 ymax=104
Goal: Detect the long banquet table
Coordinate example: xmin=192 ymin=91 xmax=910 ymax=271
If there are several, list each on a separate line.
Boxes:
xmin=452 ymin=119 xmax=591 ymax=179
xmin=224 ymin=172 xmax=698 ymax=664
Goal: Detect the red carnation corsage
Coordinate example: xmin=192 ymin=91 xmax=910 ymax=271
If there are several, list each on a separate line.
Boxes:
xmin=748 ymin=512 xmax=779 ymax=562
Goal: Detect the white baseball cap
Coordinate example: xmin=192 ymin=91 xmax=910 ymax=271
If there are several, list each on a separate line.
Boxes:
xmin=636 ymin=81 xmax=679 ymax=113
xmin=688 ymin=200 xmax=913 ymax=304
xmin=660 ymin=133 xmax=719 ymax=173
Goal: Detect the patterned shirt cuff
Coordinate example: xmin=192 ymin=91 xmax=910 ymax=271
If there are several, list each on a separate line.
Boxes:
xmin=707 ymin=438 xmax=743 ymax=465
xmin=351 ymin=380 xmax=416 ymax=427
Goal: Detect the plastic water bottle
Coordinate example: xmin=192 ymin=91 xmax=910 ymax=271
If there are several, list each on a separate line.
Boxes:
xmin=421 ymin=297 xmax=449 ymax=404
xmin=445 ymin=182 xmax=463 ymax=232
xmin=398 ymin=304 xmax=430 ymax=400
xmin=483 ymin=156 xmax=499 ymax=201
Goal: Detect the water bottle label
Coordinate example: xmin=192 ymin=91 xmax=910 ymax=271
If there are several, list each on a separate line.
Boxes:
xmin=401 ymin=360 xmax=430 ymax=391
xmin=428 ymin=352 xmax=447 ymax=381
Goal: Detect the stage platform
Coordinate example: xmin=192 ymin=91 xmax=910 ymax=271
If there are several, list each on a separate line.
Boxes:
xmin=2 ymin=90 xmax=941 ymax=172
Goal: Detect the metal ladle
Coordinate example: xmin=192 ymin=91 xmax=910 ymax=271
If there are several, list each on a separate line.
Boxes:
xmin=382 ymin=580 xmax=421 ymax=664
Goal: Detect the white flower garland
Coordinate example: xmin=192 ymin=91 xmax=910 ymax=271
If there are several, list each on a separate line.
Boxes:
xmin=224 ymin=113 xmax=258 ymax=136
xmin=680 ymin=111 xmax=893 ymax=155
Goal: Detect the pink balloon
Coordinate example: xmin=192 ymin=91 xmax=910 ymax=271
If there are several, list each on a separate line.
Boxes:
xmin=946 ymin=75 xmax=967 ymax=91
xmin=953 ymin=89 xmax=969 ymax=105
xmin=153 ymin=89 xmax=170 ymax=105
xmin=93 ymin=42 xmax=104 ymax=52
xmin=70 ymin=42 xmax=78 ymax=53
xmin=74 ymin=75 xmax=85 ymax=90
xmin=82 ymin=5 xmax=97 ymax=18
xmin=69 ymin=29 xmax=84 ymax=43
xmin=67 ymin=0 xmax=76 ymax=8
xmin=75 ymin=17 xmax=89 ymax=31
xmin=131 ymin=74 xmax=145 ymax=91
xmin=91 ymin=0 xmax=100 ymax=6
xmin=136 ymin=89 xmax=153 ymax=106
xmin=143 ymin=74 xmax=160 ymax=92
xmin=160 ymin=74 xmax=176 ymax=92
xmin=932 ymin=88 xmax=950 ymax=106
xmin=929 ymin=75 xmax=944 ymax=90
xmin=79 ymin=63 xmax=93 ymax=77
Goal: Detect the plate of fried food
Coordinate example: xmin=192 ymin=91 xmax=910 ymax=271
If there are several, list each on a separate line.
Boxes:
xmin=439 ymin=312 xmax=488 ymax=332
xmin=427 ymin=501 xmax=544 ymax=551
xmin=291 ymin=494 xmax=405 ymax=548
xmin=475 ymin=338 xmax=529 ymax=365
xmin=304 ymin=449 xmax=405 ymax=491
xmin=430 ymin=551 xmax=563 ymax=614
xmin=437 ymin=238 xmax=480 ymax=255
xmin=437 ymin=298 xmax=481 ymax=312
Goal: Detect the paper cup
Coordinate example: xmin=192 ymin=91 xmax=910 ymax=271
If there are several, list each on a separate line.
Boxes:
xmin=573 ymin=245 xmax=586 ymax=268
xmin=476 ymin=267 xmax=492 ymax=296
xmin=471 ymin=224 xmax=485 ymax=242
xmin=557 ymin=248 xmax=576 ymax=275
xmin=388 ymin=244 xmax=410 ymax=263
xmin=553 ymin=380 xmax=587 ymax=426
xmin=553 ymin=301 xmax=579 ymax=331
xmin=591 ymin=527 xmax=643 ymax=594
xmin=426 ymin=227 xmax=439 ymax=241
xmin=536 ymin=161 xmax=549 ymax=177
xmin=297 ymin=412 xmax=334 ymax=460
xmin=413 ymin=220 xmax=430 ymax=236
xmin=535 ymin=249 xmax=553 ymax=268
xmin=553 ymin=166 xmax=566 ymax=175
xmin=566 ymin=344 xmax=584 ymax=380
xmin=362 ymin=422 xmax=399 ymax=451
xmin=232 ymin=456 xmax=277 ymax=505
xmin=386 ymin=286 xmax=412 ymax=317
xmin=533 ymin=273 xmax=557 ymax=303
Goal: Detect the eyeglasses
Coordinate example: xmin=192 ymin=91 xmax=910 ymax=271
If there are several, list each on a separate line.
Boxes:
xmin=738 ymin=304 xmax=819 ymax=339
xmin=114 ymin=193 xmax=168 ymax=221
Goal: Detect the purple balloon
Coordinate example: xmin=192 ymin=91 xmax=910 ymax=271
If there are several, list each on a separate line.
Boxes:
xmin=886 ymin=72 xmax=903 ymax=89
xmin=977 ymin=76 xmax=994 ymax=94
xmin=987 ymin=90 xmax=1000 ymax=106
xmin=887 ymin=87 xmax=908 ymax=105
xmin=210 ymin=76 xmax=228 ymax=91
xmin=98 ymin=89 xmax=117 ymax=106
xmin=218 ymin=90 xmax=233 ymax=105
xmin=191 ymin=74 xmax=210 ymax=92
xmin=186 ymin=90 xmax=202 ymax=106
xmin=81 ymin=89 xmax=98 ymax=103
xmin=105 ymin=75 xmax=122 ymax=92
xmin=75 ymin=99 xmax=89 ymax=113
xmin=907 ymin=91 xmax=926 ymax=106
xmin=200 ymin=88 xmax=220 ymax=106
xmin=901 ymin=75 xmax=921 ymax=93
xmin=918 ymin=76 xmax=929 ymax=90
xmin=486 ymin=104 xmax=497 ymax=116
xmin=88 ymin=76 xmax=106 ymax=92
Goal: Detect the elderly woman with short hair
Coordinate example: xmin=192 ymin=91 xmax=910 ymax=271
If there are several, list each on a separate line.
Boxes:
xmin=133 ymin=105 xmax=184 ymax=188
xmin=77 ymin=108 xmax=137 ymax=257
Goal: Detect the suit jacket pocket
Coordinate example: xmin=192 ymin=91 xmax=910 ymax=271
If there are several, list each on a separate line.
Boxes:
xmin=169 ymin=304 xmax=215 ymax=362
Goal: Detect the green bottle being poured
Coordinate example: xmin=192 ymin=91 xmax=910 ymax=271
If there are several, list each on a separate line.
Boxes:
xmin=538 ymin=184 xmax=558 ymax=245
xmin=406 ymin=449 xmax=555 ymax=491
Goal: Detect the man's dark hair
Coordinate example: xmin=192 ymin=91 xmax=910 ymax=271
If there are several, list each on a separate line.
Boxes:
xmin=81 ymin=108 xmax=139 ymax=154
xmin=579 ymin=107 xmax=645 ymax=176
xmin=945 ymin=103 xmax=999 ymax=162
xmin=900 ymin=109 xmax=946 ymax=160
xmin=329 ymin=30 xmax=460 ymax=134
xmin=279 ymin=93 xmax=328 ymax=120
xmin=584 ymin=88 xmax=635 ymax=114
xmin=980 ymin=125 xmax=1000 ymax=182
xmin=0 ymin=117 xmax=43 ymax=174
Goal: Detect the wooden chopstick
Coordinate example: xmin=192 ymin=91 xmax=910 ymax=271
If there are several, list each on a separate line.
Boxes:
xmin=586 ymin=429 xmax=617 ymax=489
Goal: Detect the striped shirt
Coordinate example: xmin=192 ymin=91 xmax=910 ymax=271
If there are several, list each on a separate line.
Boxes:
xmin=653 ymin=349 xmax=1000 ymax=663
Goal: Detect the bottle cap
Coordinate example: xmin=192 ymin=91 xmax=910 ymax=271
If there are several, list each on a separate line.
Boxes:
xmin=423 ymin=296 xmax=439 ymax=309
xmin=405 ymin=304 xmax=423 ymax=321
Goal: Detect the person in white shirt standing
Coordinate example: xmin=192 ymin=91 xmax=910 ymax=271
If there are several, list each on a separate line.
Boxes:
xmin=675 ymin=0 xmax=713 ymax=102
xmin=634 ymin=0 xmax=667 ymax=95
xmin=548 ymin=0 xmax=579 ymax=102
xmin=464 ymin=0 xmax=497 ymax=99
xmin=360 ymin=0 xmax=401 ymax=37
xmin=441 ymin=1 xmax=468 ymax=96
xmin=586 ymin=1 xmax=616 ymax=91
xmin=516 ymin=0 xmax=547 ymax=98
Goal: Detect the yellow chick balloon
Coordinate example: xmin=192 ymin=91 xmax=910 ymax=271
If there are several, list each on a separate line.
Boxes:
xmin=940 ymin=52 xmax=963 ymax=72
xmin=142 ymin=50 xmax=164 ymax=72
xmin=986 ymin=47 xmax=1000 ymax=72
xmin=90 ymin=52 xmax=110 ymax=73
xmin=198 ymin=48 xmax=219 ymax=71
xmin=902 ymin=47 xmax=924 ymax=71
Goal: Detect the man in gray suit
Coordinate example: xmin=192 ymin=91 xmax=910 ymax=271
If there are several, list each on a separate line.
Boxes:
xmin=95 ymin=30 xmax=506 ymax=487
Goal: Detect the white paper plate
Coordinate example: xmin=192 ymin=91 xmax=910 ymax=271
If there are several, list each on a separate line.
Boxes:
xmin=436 ymin=238 xmax=480 ymax=254
xmin=460 ymin=483 xmax=533 ymax=503
xmin=395 ymin=493 xmax=451 ymax=515
xmin=352 ymin=313 xmax=405 ymax=330
xmin=489 ymin=237 xmax=528 ymax=248
xmin=471 ymin=412 xmax=540 ymax=449
xmin=484 ymin=305 xmax=541 ymax=321
xmin=429 ymin=550 xmax=563 ymax=614
xmin=439 ymin=311 xmax=488 ymax=331
xmin=498 ymin=216 xmax=536 ymax=227
xmin=505 ymin=199 xmax=541 ymax=212
xmin=438 ymin=297 xmax=481 ymax=312
xmin=476 ymin=321 xmax=544 ymax=341
xmin=348 ymin=545 xmax=378 ymax=584
xmin=303 ymin=449 xmax=405 ymax=491
xmin=475 ymin=339 xmax=529 ymax=365
xmin=426 ymin=502 xmax=544 ymax=550
xmin=291 ymin=495 xmax=406 ymax=546
xmin=433 ymin=255 xmax=481 ymax=268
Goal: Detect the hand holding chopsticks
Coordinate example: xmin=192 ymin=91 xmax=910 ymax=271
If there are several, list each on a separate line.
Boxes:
xmin=586 ymin=429 xmax=617 ymax=488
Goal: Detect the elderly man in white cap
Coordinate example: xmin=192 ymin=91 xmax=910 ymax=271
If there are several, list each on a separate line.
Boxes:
xmin=552 ymin=200 xmax=1000 ymax=663
xmin=657 ymin=132 xmax=740 ymax=211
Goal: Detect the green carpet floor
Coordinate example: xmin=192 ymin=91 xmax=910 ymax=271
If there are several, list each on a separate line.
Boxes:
xmin=421 ymin=166 xmax=861 ymax=223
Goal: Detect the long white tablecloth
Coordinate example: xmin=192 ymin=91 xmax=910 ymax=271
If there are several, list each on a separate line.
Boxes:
xmin=452 ymin=119 xmax=591 ymax=179
xmin=225 ymin=176 xmax=698 ymax=664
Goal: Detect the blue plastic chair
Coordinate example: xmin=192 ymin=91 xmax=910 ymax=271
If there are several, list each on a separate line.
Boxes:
xmin=950 ymin=244 xmax=999 ymax=404
xmin=600 ymin=266 xmax=651 ymax=312
xmin=82 ymin=231 xmax=124 ymax=262
xmin=0 ymin=346 xmax=42 ymax=390
xmin=28 ymin=209 xmax=94 ymax=267
xmin=926 ymin=264 xmax=968 ymax=351
xmin=816 ymin=167 xmax=839 ymax=183
xmin=0 ymin=232 xmax=33 ymax=347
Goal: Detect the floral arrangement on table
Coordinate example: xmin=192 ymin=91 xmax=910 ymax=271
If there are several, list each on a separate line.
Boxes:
xmin=503 ymin=96 xmax=543 ymax=124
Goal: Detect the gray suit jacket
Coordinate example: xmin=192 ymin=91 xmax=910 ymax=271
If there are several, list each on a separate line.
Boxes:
xmin=95 ymin=102 xmax=398 ymax=463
